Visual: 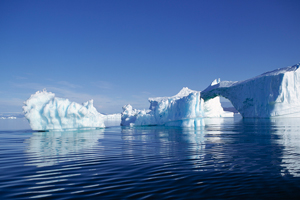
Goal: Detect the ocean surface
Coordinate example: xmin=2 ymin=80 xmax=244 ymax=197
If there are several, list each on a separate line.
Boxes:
xmin=1 ymin=116 xmax=300 ymax=199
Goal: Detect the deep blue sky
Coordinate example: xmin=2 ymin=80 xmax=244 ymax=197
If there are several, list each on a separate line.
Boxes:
xmin=1 ymin=0 xmax=300 ymax=114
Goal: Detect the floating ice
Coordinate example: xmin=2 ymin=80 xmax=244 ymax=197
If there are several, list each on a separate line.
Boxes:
xmin=201 ymin=63 xmax=300 ymax=118
xmin=121 ymin=87 xmax=232 ymax=127
xmin=121 ymin=87 xmax=204 ymax=127
xmin=24 ymin=63 xmax=298 ymax=129
xmin=23 ymin=90 xmax=105 ymax=131
xmin=0 ymin=116 xmax=17 ymax=119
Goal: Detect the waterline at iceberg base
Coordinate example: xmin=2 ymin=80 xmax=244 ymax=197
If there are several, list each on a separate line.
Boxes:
xmin=23 ymin=63 xmax=300 ymax=131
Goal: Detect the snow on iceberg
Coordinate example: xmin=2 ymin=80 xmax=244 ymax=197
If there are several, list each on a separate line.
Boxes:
xmin=121 ymin=87 xmax=232 ymax=127
xmin=23 ymin=90 xmax=105 ymax=131
xmin=201 ymin=63 xmax=300 ymax=118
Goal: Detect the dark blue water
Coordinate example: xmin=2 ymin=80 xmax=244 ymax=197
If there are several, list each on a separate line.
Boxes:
xmin=1 ymin=117 xmax=300 ymax=199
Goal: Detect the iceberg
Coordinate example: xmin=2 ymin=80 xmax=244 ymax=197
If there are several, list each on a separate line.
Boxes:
xmin=24 ymin=63 xmax=299 ymax=129
xmin=0 ymin=116 xmax=17 ymax=119
xmin=121 ymin=87 xmax=204 ymax=127
xmin=23 ymin=90 xmax=105 ymax=131
xmin=201 ymin=63 xmax=300 ymax=118
xmin=121 ymin=87 xmax=232 ymax=127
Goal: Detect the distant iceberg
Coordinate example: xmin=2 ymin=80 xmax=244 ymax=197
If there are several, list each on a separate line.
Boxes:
xmin=121 ymin=87 xmax=232 ymax=127
xmin=23 ymin=90 xmax=106 ymax=131
xmin=202 ymin=63 xmax=300 ymax=118
xmin=0 ymin=116 xmax=17 ymax=119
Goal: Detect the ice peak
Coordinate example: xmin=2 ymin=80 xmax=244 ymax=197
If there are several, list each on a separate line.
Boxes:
xmin=175 ymin=87 xmax=195 ymax=98
xmin=122 ymin=104 xmax=132 ymax=111
xmin=83 ymin=99 xmax=94 ymax=108
xmin=210 ymin=78 xmax=220 ymax=86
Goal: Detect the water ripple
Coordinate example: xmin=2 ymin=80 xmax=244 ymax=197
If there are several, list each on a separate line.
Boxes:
xmin=2 ymin=119 xmax=300 ymax=199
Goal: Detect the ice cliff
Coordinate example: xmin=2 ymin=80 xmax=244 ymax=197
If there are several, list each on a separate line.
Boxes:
xmin=201 ymin=63 xmax=300 ymax=118
xmin=121 ymin=87 xmax=232 ymax=127
xmin=23 ymin=90 xmax=105 ymax=131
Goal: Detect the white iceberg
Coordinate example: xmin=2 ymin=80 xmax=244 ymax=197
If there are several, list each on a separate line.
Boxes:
xmin=24 ymin=63 xmax=299 ymax=129
xmin=23 ymin=90 xmax=105 ymax=131
xmin=202 ymin=63 xmax=300 ymax=118
xmin=121 ymin=87 xmax=232 ymax=127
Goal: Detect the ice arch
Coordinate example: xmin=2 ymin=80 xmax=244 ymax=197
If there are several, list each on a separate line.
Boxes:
xmin=201 ymin=63 xmax=300 ymax=118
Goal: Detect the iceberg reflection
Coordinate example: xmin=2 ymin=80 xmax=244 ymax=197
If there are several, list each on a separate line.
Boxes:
xmin=120 ymin=118 xmax=228 ymax=171
xmin=25 ymin=129 xmax=104 ymax=167
xmin=233 ymin=117 xmax=300 ymax=177
xmin=187 ymin=117 xmax=236 ymax=171
xmin=271 ymin=118 xmax=300 ymax=177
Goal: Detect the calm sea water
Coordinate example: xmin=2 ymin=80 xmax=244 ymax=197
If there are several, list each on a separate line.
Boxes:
xmin=1 ymin=116 xmax=300 ymax=199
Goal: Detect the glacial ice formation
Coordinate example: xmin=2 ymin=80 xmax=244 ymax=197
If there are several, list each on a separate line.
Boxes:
xmin=121 ymin=88 xmax=204 ymax=127
xmin=121 ymin=87 xmax=232 ymax=127
xmin=201 ymin=63 xmax=300 ymax=118
xmin=24 ymin=63 xmax=299 ymax=130
xmin=23 ymin=90 xmax=105 ymax=131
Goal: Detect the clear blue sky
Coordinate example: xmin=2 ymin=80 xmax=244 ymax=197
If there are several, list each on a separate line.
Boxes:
xmin=1 ymin=0 xmax=300 ymax=114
